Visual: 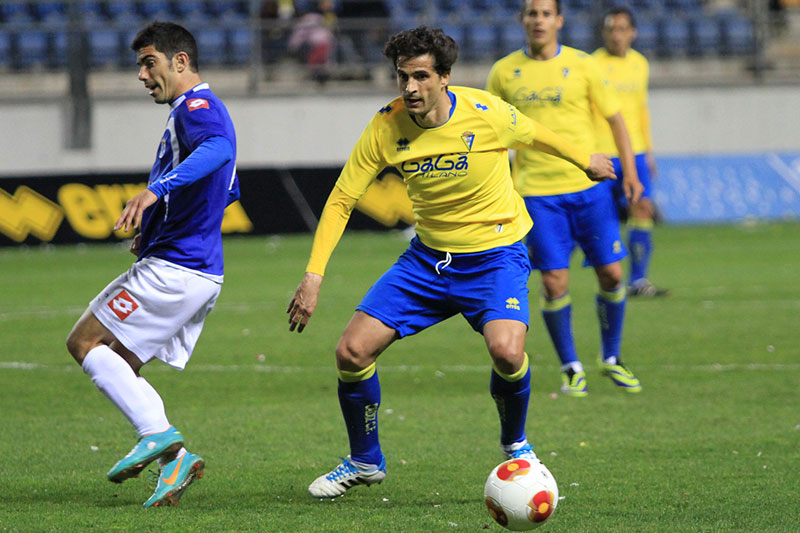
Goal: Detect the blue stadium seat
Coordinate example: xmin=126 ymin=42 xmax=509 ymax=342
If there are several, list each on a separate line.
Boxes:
xmin=33 ymin=2 xmax=67 ymax=22
xmin=174 ymin=1 xmax=208 ymax=18
xmin=50 ymin=29 xmax=67 ymax=68
xmin=499 ymin=23 xmax=526 ymax=55
xmin=15 ymin=30 xmax=49 ymax=68
xmin=465 ymin=22 xmax=497 ymax=60
xmin=228 ymin=28 xmax=251 ymax=65
xmin=139 ymin=1 xmax=172 ymax=19
xmin=659 ymin=16 xmax=690 ymax=57
xmin=0 ymin=30 xmax=11 ymax=69
xmin=721 ymin=14 xmax=753 ymax=56
xmin=634 ymin=18 xmax=658 ymax=56
xmin=106 ymin=0 xmax=138 ymax=20
xmin=562 ymin=22 xmax=594 ymax=52
xmin=194 ymin=27 xmax=227 ymax=65
xmin=2 ymin=3 xmax=33 ymax=23
xmin=690 ymin=15 xmax=721 ymax=56
xmin=89 ymin=29 xmax=122 ymax=67
xmin=80 ymin=1 xmax=106 ymax=22
xmin=207 ymin=1 xmax=247 ymax=17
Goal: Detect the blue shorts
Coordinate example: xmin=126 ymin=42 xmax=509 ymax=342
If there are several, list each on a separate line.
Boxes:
xmin=523 ymin=184 xmax=626 ymax=271
xmin=357 ymin=237 xmax=531 ymax=338
xmin=609 ymin=153 xmax=653 ymax=210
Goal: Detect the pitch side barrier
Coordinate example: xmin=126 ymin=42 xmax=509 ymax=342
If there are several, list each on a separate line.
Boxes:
xmin=0 ymin=167 xmax=412 ymax=247
xmin=2 ymin=153 xmax=799 ymax=246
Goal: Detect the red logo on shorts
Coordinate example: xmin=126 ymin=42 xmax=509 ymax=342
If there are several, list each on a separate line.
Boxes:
xmin=108 ymin=290 xmax=138 ymax=320
xmin=186 ymin=98 xmax=209 ymax=111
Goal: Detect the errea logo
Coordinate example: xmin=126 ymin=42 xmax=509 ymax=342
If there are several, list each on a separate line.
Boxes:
xmin=108 ymin=290 xmax=138 ymax=320
xmin=396 ymin=138 xmax=410 ymax=152
xmin=505 ymin=298 xmax=520 ymax=310
xmin=186 ymin=98 xmax=209 ymax=111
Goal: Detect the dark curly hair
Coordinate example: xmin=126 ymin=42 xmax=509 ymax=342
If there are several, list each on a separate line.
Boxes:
xmin=383 ymin=27 xmax=458 ymax=76
xmin=131 ymin=21 xmax=199 ymax=72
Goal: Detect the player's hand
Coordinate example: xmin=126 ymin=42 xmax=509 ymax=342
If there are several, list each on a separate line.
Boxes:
xmin=115 ymin=189 xmax=158 ymax=232
xmin=585 ymin=153 xmax=616 ymax=182
xmin=129 ymin=233 xmax=141 ymax=256
xmin=287 ymin=272 xmax=323 ymax=333
xmin=624 ymin=174 xmax=644 ymax=204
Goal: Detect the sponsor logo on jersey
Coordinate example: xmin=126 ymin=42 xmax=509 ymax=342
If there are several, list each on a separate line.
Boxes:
xmin=512 ymin=86 xmax=563 ymax=107
xmin=108 ymin=290 xmax=138 ymax=320
xmin=401 ymin=154 xmax=469 ymax=178
xmin=186 ymin=98 xmax=209 ymax=111
xmin=396 ymin=137 xmax=410 ymax=152
xmin=461 ymin=131 xmax=475 ymax=152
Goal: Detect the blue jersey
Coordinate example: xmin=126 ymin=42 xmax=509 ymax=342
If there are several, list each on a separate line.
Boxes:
xmin=139 ymin=83 xmax=238 ymax=278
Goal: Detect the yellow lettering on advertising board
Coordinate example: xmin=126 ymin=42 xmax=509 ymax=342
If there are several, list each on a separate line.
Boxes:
xmin=0 ymin=186 xmax=65 ymax=242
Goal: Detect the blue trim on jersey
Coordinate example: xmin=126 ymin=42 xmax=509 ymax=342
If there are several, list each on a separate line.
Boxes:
xmin=523 ymin=44 xmax=561 ymax=58
xmin=357 ymin=237 xmax=531 ymax=337
xmin=410 ymin=90 xmax=457 ymax=129
xmin=147 ymin=136 xmax=233 ymax=198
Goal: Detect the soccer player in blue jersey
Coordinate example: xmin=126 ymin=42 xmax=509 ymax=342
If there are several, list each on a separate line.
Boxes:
xmin=65 ymin=21 xmax=239 ymax=508
xmin=287 ymin=26 xmax=615 ymax=498
xmin=594 ymin=6 xmax=668 ymax=297
xmin=487 ymin=0 xmax=644 ymax=397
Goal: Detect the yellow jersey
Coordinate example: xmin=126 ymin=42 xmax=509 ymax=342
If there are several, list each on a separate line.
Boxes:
xmin=335 ymin=86 xmax=539 ymax=254
xmin=592 ymin=47 xmax=652 ymax=155
xmin=487 ymin=45 xmax=620 ymax=196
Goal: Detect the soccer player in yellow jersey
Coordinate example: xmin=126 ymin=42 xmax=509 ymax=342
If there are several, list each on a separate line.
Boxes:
xmin=594 ymin=6 xmax=668 ymax=297
xmin=487 ymin=0 xmax=644 ymax=397
xmin=287 ymin=26 xmax=614 ymax=498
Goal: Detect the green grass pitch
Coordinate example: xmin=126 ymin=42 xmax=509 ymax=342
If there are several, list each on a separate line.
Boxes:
xmin=1 ymin=223 xmax=799 ymax=532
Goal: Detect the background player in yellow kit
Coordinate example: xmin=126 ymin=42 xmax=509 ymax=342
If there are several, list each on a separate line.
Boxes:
xmin=286 ymin=26 xmax=614 ymax=498
xmin=487 ymin=0 xmax=643 ymax=397
xmin=594 ymin=6 xmax=668 ymax=297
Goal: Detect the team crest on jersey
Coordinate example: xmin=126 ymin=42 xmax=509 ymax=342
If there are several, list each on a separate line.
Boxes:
xmin=513 ymin=68 xmax=521 ymax=78
xmin=186 ymin=98 xmax=209 ymax=111
xmin=108 ymin=290 xmax=138 ymax=320
xmin=461 ymin=131 xmax=475 ymax=152
xmin=562 ymin=68 xmax=570 ymax=78
xmin=158 ymin=138 xmax=167 ymax=158
xmin=396 ymin=137 xmax=410 ymax=152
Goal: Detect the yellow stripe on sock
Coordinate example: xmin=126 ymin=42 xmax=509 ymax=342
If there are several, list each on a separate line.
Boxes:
xmin=540 ymin=293 xmax=572 ymax=312
xmin=628 ymin=217 xmax=654 ymax=231
xmin=338 ymin=362 xmax=377 ymax=383
xmin=598 ymin=286 xmax=626 ymax=303
xmin=494 ymin=353 xmax=529 ymax=382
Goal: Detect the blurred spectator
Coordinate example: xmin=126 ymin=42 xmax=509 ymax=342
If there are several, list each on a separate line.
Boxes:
xmin=288 ymin=1 xmax=336 ymax=83
xmin=261 ymin=0 xmax=295 ymax=67
xmin=337 ymin=0 xmax=389 ymax=79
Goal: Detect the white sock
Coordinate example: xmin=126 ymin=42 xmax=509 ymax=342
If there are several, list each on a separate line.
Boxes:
xmin=81 ymin=345 xmax=169 ymax=438
xmin=136 ymin=376 xmax=171 ymax=435
xmin=560 ymin=362 xmax=584 ymax=373
xmin=159 ymin=447 xmax=187 ymax=468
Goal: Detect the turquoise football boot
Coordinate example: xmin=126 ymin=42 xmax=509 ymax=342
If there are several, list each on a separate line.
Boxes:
xmin=143 ymin=452 xmax=205 ymax=507
xmin=107 ymin=426 xmax=184 ymax=483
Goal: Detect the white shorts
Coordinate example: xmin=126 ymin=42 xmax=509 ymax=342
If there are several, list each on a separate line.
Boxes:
xmin=90 ymin=257 xmax=222 ymax=370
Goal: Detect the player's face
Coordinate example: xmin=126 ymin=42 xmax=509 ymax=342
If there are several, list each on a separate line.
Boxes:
xmin=396 ymin=54 xmax=450 ymax=120
xmin=521 ymin=0 xmax=563 ymax=51
xmin=603 ymin=13 xmax=636 ymax=56
xmin=136 ymin=45 xmax=179 ymax=104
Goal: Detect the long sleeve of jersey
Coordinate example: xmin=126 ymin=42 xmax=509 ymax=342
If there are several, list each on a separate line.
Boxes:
xmin=305 ymin=186 xmax=359 ymax=276
xmin=528 ymin=121 xmax=592 ymax=171
xmin=147 ymin=135 xmax=233 ymax=198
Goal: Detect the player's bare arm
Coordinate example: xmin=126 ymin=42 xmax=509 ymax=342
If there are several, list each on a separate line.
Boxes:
xmin=606 ymin=112 xmax=643 ymax=203
xmin=115 ymin=188 xmax=158 ymax=232
xmin=129 ymin=233 xmax=142 ymax=256
xmin=287 ymin=272 xmax=323 ymax=333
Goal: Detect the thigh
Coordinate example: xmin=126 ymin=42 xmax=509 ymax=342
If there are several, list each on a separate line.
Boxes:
xmin=523 ymin=195 xmax=575 ymax=271
xmin=356 ymin=244 xmax=455 ymax=338
xmin=337 ymin=310 xmax=398 ymax=371
xmin=573 ymin=186 xmax=627 ymax=267
xmin=452 ymin=242 xmax=531 ymax=333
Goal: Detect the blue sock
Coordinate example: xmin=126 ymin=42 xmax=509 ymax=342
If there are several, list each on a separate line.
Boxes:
xmin=490 ymin=354 xmax=531 ymax=446
xmin=596 ymin=287 xmax=626 ymax=361
xmin=628 ymin=220 xmax=653 ymax=284
xmin=337 ymin=364 xmax=383 ymax=466
xmin=541 ymin=294 xmax=579 ymax=366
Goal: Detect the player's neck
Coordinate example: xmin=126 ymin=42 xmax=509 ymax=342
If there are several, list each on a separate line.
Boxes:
xmin=414 ymin=91 xmax=452 ymax=128
xmin=608 ymin=47 xmax=628 ymax=58
xmin=527 ymin=40 xmax=560 ymax=61
xmin=172 ymin=74 xmax=203 ymax=101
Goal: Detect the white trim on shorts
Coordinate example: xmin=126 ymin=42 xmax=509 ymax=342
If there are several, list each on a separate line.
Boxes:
xmin=90 ymin=257 xmax=221 ymax=370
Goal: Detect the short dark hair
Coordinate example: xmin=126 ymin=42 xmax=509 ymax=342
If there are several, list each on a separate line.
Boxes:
xmin=383 ymin=27 xmax=458 ymax=76
xmin=520 ymin=0 xmax=562 ymax=15
xmin=605 ymin=6 xmax=637 ymax=28
xmin=131 ymin=21 xmax=199 ymax=72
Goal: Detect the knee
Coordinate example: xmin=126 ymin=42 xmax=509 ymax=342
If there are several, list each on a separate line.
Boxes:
xmin=487 ymin=339 xmax=525 ymax=375
xmin=541 ymin=272 xmax=568 ymax=299
xmin=597 ymin=265 xmax=623 ymax=291
xmin=335 ymin=337 xmax=375 ymax=372
xmin=65 ymin=330 xmax=90 ymax=365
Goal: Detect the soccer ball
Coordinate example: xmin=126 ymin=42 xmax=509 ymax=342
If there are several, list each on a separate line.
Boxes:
xmin=484 ymin=458 xmax=559 ymax=531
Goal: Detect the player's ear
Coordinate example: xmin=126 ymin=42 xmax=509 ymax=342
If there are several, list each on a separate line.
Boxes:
xmin=174 ymin=51 xmax=190 ymax=73
xmin=439 ymin=71 xmax=450 ymax=89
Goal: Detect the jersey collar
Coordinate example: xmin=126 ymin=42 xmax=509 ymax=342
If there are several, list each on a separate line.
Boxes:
xmin=523 ymin=43 xmax=561 ymax=60
xmin=170 ymin=82 xmax=210 ymax=110
xmin=410 ymin=89 xmax=457 ymax=129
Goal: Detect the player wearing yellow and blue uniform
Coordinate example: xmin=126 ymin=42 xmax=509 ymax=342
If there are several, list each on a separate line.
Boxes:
xmin=287 ymin=27 xmax=615 ymax=498
xmin=594 ymin=6 xmax=668 ymax=297
xmin=487 ymin=0 xmax=644 ymax=397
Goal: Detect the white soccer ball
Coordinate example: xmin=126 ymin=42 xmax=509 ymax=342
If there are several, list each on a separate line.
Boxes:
xmin=484 ymin=458 xmax=559 ymax=531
